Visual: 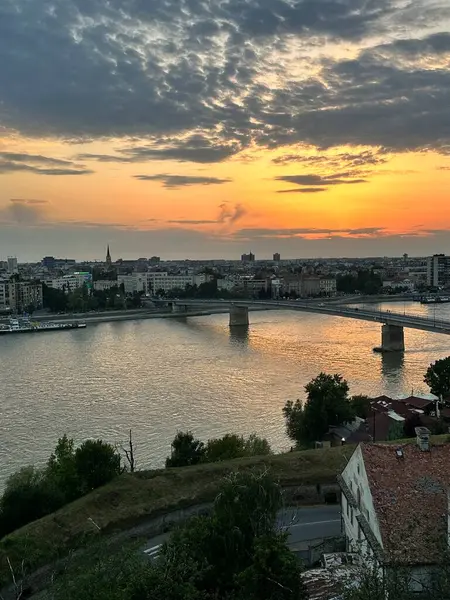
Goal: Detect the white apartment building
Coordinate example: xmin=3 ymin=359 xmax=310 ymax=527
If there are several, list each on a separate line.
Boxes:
xmin=118 ymin=273 xmax=147 ymax=295
xmin=93 ymin=280 xmax=118 ymax=291
xmin=45 ymin=272 xmax=92 ymax=294
xmin=319 ymin=277 xmax=337 ymax=294
xmin=147 ymin=272 xmax=210 ymax=294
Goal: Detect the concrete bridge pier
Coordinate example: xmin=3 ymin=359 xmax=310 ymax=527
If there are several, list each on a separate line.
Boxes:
xmin=381 ymin=324 xmax=405 ymax=352
xmin=229 ymin=305 xmax=249 ymax=327
xmin=172 ymin=303 xmax=187 ymax=313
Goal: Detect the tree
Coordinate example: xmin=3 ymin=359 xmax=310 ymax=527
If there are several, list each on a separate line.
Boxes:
xmin=47 ymin=434 xmax=79 ymax=501
xmin=283 ymin=373 xmax=354 ymax=446
xmin=424 ymin=357 xmax=450 ymax=399
xmin=351 ymin=395 xmax=372 ymax=419
xmin=166 ymin=431 xmax=205 ymax=467
xmin=48 ymin=470 xmax=306 ymax=600
xmin=403 ymin=412 xmax=422 ymax=438
xmin=74 ymin=439 xmax=121 ymax=492
xmin=0 ymin=467 xmax=64 ymax=537
xmin=282 ymin=399 xmax=305 ymax=446
xmin=161 ymin=470 xmax=307 ymax=600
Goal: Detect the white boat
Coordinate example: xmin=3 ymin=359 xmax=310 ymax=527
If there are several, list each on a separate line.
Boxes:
xmin=0 ymin=318 xmax=87 ymax=335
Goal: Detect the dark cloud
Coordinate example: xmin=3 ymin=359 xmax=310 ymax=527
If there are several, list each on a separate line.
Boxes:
xmin=0 ymin=199 xmax=48 ymax=224
xmin=277 ymin=187 xmax=327 ymax=193
xmin=275 ymin=173 xmax=367 ymax=189
xmin=77 ymin=136 xmax=241 ymax=164
xmin=1 ymin=0 xmax=450 ymax=161
xmin=0 ymin=152 xmax=93 ymax=175
xmin=232 ymin=226 xmax=386 ymax=239
xmin=0 ymin=152 xmax=74 ymax=166
xmin=133 ymin=173 xmax=232 ymax=188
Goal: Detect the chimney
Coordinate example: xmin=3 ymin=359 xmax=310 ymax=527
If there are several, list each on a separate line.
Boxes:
xmin=415 ymin=426 xmax=431 ymax=451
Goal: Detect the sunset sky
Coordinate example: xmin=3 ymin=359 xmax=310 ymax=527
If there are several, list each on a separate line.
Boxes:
xmin=1 ymin=0 xmax=450 ymax=260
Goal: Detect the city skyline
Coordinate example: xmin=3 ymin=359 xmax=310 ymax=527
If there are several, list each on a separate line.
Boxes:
xmin=1 ymin=0 xmax=450 ymax=259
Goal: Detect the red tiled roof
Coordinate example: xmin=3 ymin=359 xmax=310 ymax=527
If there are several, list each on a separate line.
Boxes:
xmin=401 ymin=396 xmax=434 ymax=410
xmin=361 ymin=443 xmax=450 ymax=565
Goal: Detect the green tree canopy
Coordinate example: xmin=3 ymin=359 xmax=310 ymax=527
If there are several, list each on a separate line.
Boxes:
xmin=166 ymin=431 xmax=205 ymax=467
xmin=351 ymin=395 xmax=372 ymax=419
xmin=283 ymin=373 xmax=354 ymax=446
xmin=49 ymin=471 xmax=307 ymax=600
xmin=74 ymin=439 xmax=122 ymax=493
xmin=424 ymin=357 xmax=450 ymax=399
xmin=205 ymin=433 xmax=271 ymax=462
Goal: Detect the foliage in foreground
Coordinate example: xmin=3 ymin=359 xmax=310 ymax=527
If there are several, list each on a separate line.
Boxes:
xmin=166 ymin=431 xmax=271 ymax=467
xmin=283 ymin=373 xmax=355 ymax=447
xmin=0 ymin=436 xmax=121 ymax=538
xmin=50 ymin=470 xmax=306 ymax=600
xmin=342 ymin=562 xmax=450 ymax=600
xmin=424 ymin=356 xmax=450 ymax=399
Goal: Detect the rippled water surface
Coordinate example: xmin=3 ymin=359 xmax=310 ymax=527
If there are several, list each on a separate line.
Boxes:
xmin=1 ymin=301 xmax=449 ymax=486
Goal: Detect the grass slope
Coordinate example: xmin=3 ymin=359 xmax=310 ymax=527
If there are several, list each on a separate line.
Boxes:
xmin=1 ymin=436 xmax=447 ymax=589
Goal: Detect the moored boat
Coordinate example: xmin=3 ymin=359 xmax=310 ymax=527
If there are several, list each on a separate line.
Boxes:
xmin=0 ymin=318 xmax=86 ymax=335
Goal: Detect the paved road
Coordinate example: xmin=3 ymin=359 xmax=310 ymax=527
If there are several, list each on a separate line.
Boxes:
xmin=144 ymin=505 xmax=341 ymax=559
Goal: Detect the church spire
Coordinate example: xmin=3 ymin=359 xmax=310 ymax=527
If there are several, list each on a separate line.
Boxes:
xmin=106 ymin=244 xmax=112 ymax=268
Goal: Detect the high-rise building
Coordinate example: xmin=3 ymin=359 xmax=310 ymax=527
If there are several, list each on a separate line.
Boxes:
xmin=241 ymin=252 xmax=255 ymax=263
xmin=7 ymin=256 xmax=18 ymax=275
xmin=8 ymin=281 xmax=43 ymax=313
xmin=273 ymin=253 xmax=281 ymax=262
xmin=427 ymin=254 xmax=450 ymax=288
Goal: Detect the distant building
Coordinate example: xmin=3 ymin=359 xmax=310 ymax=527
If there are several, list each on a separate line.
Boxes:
xmin=0 ymin=279 xmax=9 ymax=308
xmin=93 ymin=280 xmax=118 ymax=291
xmin=241 ymin=252 xmax=255 ymax=263
xmin=46 ymin=272 xmax=92 ymax=294
xmin=427 ymin=254 xmax=450 ymax=288
xmin=147 ymin=272 xmax=211 ymax=294
xmin=8 ymin=281 xmax=43 ymax=313
xmin=319 ymin=277 xmax=337 ymax=295
xmin=118 ymin=273 xmax=147 ymax=295
xmin=149 ymin=256 xmax=161 ymax=265
xmin=273 ymin=253 xmax=281 ymax=262
xmin=106 ymin=245 xmax=112 ymax=269
xmin=7 ymin=257 xmax=18 ymax=275
xmin=41 ymin=256 xmax=56 ymax=270
xmin=41 ymin=257 xmax=76 ymax=270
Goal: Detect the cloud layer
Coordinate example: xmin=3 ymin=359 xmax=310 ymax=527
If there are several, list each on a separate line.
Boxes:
xmin=1 ymin=0 xmax=450 ymax=163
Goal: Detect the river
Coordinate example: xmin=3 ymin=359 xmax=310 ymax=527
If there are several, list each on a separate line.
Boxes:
xmin=1 ymin=300 xmax=449 ymax=486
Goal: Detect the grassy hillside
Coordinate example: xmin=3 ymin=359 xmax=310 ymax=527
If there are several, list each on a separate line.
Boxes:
xmin=1 ymin=436 xmax=447 ymax=590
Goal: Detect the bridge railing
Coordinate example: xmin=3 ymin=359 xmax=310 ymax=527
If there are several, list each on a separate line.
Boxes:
xmin=164 ymin=298 xmax=450 ymax=329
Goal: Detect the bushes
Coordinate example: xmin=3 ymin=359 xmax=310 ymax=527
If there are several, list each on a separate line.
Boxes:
xmin=49 ymin=471 xmax=307 ymax=600
xmin=166 ymin=432 xmax=272 ymax=467
xmin=0 ymin=436 xmax=122 ymax=538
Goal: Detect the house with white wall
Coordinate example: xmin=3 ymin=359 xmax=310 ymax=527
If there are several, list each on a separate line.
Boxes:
xmin=338 ymin=428 xmax=450 ymax=592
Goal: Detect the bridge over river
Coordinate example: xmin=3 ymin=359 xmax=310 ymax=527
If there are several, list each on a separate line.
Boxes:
xmin=162 ymin=298 xmax=450 ymax=352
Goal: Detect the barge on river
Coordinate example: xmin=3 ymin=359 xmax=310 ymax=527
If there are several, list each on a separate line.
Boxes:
xmin=0 ymin=318 xmax=87 ymax=335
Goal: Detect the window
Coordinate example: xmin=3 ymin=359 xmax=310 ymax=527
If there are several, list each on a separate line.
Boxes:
xmin=357 ymin=463 xmax=360 ymax=475
xmin=350 ymin=507 xmax=354 ymax=526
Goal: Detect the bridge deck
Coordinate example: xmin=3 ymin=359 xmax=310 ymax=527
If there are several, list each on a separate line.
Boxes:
xmin=167 ymin=299 xmax=450 ymax=335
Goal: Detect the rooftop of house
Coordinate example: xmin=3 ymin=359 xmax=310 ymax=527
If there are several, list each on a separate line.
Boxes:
xmin=402 ymin=396 xmax=435 ymax=410
xmin=360 ymin=441 xmax=450 ymax=565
